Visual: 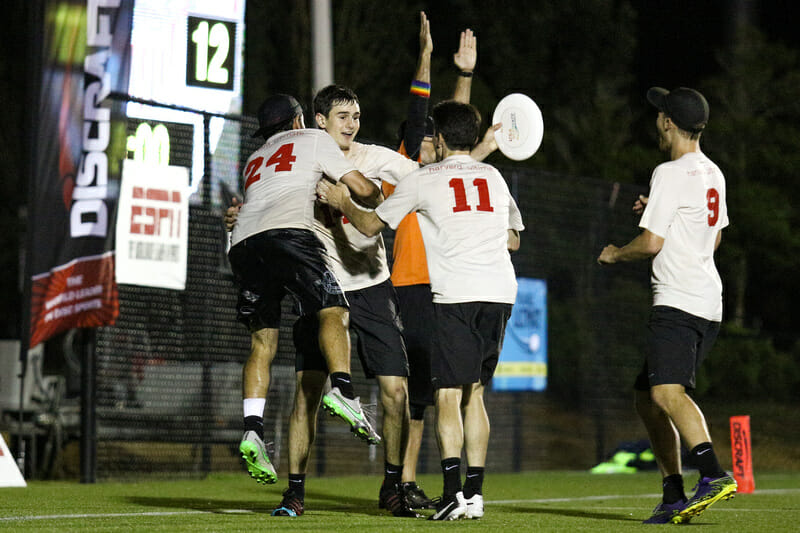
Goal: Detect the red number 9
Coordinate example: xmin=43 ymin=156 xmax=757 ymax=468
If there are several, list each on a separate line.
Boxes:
xmin=706 ymin=188 xmax=719 ymax=226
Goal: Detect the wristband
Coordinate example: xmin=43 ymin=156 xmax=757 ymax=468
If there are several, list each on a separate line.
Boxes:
xmin=458 ymin=70 xmax=473 ymax=78
xmin=410 ymin=80 xmax=431 ymax=97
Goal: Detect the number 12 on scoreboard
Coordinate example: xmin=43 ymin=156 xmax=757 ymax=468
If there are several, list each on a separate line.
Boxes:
xmin=186 ymin=16 xmax=237 ymax=90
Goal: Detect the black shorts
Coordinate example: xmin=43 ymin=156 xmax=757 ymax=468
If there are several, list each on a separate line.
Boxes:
xmin=634 ymin=305 xmax=720 ymax=391
xmin=294 ymin=278 xmax=408 ymax=378
xmin=396 ymin=284 xmax=435 ymax=410
xmin=430 ymin=302 xmax=513 ymax=389
xmin=228 ymin=228 xmax=348 ymax=331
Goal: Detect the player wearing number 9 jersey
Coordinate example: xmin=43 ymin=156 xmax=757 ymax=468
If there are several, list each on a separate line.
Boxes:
xmin=597 ymin=87 xmax=736 ymax=525
xmin=639 ymin=147 xmax=728 ymax=321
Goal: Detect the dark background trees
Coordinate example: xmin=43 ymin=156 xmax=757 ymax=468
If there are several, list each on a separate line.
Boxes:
xmin=2 ymin=1 xmax=799 ymax=390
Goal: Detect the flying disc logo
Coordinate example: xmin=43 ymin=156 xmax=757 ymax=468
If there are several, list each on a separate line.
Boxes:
xmin=507 ymin=111 xmax=520 ymax=143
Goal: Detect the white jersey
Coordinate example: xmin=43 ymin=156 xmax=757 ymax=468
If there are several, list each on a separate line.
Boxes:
xmin=314 ymin=141 xmax=419 ymax=291
xmin=231 ymin=129 xmax=356 ymax=246
xmin=639 ymin=151 xmax=729 ymax=321
xmin=375 ymin=154 xmax=524 ymax=304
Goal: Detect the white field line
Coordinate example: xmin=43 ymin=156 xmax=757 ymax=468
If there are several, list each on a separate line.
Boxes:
xmin=2 ymin=488 xmax=798 ymax=522
xmin=491 ymin=487 xmax=800 ymax=504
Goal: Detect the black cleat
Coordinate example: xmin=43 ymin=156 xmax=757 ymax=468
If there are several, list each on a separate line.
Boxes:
xmin=379 ymin=482 xmax=420 ymax=517
xmin=401 ymin=481 xmax=436 ymax=509
xmin=271 ymin=488 xmax=304 ymax=517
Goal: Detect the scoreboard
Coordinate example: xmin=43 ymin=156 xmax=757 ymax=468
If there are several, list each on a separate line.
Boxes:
xmin=125 ymin=0 xmax=246 ymax=201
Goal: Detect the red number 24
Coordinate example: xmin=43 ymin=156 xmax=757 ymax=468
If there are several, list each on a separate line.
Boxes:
xmin=244 ymin=143 xmax=297 ymax=190
xmin=449 ymin=178 xmax=494 ymax=213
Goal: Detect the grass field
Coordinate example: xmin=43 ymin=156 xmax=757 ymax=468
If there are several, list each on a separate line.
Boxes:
xmin=2 ymin=471 xmax=798 ymax=532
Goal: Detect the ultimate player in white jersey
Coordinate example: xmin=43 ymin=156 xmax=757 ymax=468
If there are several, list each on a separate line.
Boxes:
xmin=229 ymin=94 xmax=382 ymax=491
xmin=317 ymin=100 xmax=524 ymax=521
xmin=598 ymin=87 xmax=737 ymax=524
xmin=285 ymin=84 xmax=422 ymax=518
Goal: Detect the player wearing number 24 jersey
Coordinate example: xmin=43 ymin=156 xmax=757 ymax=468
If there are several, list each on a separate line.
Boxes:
xmin=231 ymin=128 xmax=357 ymax=245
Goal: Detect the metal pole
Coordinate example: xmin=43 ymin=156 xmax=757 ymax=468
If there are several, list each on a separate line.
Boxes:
xmin=17 ymin=0 xmax=46 ymax=478
xmin=310 ymin=0 xmax=334 ymax=92
xmin=202 ymin=114 xmax=212 ymax=206
xmin=80 ymin=330 xmax=97 ymax=483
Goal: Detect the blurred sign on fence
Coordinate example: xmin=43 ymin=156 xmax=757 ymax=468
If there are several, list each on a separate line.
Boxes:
xmin=494 ymin=277 xmax=548 ymax=392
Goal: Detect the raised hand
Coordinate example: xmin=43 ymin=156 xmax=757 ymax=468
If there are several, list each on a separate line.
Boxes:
xmin=419 ymin=11 xmax=432 ymax=56
xmin=453 ymin=28 xmax=476 ymax=72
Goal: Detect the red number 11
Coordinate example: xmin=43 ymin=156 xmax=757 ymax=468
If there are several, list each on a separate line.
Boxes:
xmin=449 ymin=178 xmax=494 ymax=213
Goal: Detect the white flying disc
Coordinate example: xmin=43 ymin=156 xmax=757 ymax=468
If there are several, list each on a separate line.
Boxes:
xmin=492 ymin=93 xmax=544 ymax=161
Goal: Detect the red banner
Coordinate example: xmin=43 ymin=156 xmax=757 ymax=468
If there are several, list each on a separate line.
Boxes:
xmin=30 ymin=253 xmax=118 ymax=347
xmin=28 ymin=0 xmax=133 ymax=347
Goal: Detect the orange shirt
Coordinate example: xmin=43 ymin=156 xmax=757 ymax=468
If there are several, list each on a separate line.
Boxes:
xmin=384 ymin=142 xmax=430 ymax=286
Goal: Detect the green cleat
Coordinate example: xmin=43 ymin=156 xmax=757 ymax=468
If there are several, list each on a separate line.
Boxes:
xmin=642 ymin=499 xmax=689 ymax=524
xmin=676 ymin=474 xmax=737 ymax=522
xmin=322 ymin=387 xmax=381 ymax=445
xmin=239 ymin=430 xmax=277 ymax=485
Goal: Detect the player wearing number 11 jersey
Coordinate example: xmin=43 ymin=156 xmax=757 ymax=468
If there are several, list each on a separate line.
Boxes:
xmin=598 ymin=87 xmax=736 ymax=525
xmin=317 ymin=100 xmax=524 ymax=520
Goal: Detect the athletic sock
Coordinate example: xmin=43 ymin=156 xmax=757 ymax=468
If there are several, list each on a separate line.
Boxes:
xmin=384 ymin=461 xmax=403 ymax=488
xmin=330 ymin=372 xmax=356 ymax=399
xmin=243 ymin=415 xmax=264 ymax=440
xmin=690 ymin=442 xmax=726 ymax=479
xmin=441 ymin=457 xmax=462 ymax=497
xmin=288 ymin=473 xmax=306 ymax=500
xmin=463 ymin=466 xmax=485 ymax=499
xmin=662 ymin=474 xmax=686 ymax=504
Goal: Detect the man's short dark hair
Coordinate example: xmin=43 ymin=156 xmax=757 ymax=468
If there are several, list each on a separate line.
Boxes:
xmin=431 ymin=100 xmax=481 ymax=151
xmin=253 ymin=94 xmax=303 ymax=139
xmin=313 ymin=85 xmax=359 ymax=118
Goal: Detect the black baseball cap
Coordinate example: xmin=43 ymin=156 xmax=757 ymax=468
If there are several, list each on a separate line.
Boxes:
xmin=252 ymin=94 xmax=303 ymax=138
xmin=646 ymin=87 xmax=709 ymax=133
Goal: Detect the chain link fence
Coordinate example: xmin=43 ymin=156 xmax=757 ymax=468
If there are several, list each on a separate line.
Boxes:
xmin=18 ymin=99 xmax=654 ymax=479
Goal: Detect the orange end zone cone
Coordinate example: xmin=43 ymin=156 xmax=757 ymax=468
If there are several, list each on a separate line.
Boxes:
xmin=730 ymin=415 xmax=755 ymax=493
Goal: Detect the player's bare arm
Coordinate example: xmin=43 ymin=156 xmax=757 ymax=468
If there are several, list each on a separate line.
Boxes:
xmin=715 ymin=230 xmax=722 ymax=251
xmin=470 ymin=123 xmax=501 ymax=161
xmin=340 ymin=170 xmax=382 ymax=208
xmin=597 ymin=229 xmax=663 ymax=264
xmin=417 ymin=11 xmax=433 ymax=80
xmin=507 ymin=229 xmax=521 ymax=252
xmin=452 ymin=28 xmax=476 ymax=103
xmin=317 ymin=180 xmax=386 ymax=237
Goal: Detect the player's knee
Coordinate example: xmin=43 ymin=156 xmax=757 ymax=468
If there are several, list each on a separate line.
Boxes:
xmin=381 ymin=382 xmax=408 ymax=411
xmin=318 ymin=306 xmax=349 ymax=328
xmin=649 ymin=385 xmax=681 ymax=413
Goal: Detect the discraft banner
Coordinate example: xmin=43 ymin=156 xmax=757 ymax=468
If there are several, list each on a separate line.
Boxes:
xmin=29 ymin=0 xmax=133 ymax=347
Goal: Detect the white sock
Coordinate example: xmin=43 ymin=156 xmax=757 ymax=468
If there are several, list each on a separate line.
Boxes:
xmin=243 ymin=398 xmax=266 ymax=418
